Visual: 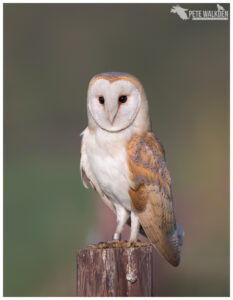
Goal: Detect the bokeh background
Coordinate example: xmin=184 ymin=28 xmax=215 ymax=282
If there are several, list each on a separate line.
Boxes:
xmin=4 ymin=3 xmax=229 ymax=297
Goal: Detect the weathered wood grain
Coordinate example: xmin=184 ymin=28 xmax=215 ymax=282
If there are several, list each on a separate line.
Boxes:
xmin=76 ymin=245 xmax=153 ymax=296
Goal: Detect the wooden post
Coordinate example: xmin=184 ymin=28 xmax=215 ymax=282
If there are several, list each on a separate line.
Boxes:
xmin=76 ymin=244 xmax=153 ymax=297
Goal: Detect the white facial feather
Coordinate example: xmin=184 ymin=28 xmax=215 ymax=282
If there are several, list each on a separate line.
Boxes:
xmin=87 ymin=78 xmax=148 ymax=133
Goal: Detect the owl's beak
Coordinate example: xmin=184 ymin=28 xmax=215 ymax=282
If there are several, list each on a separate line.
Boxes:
xmin=106 ymin=102 xmax=118 ymax=125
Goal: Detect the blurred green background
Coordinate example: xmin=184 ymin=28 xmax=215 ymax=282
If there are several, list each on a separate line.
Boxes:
xmin=4 ymin=3 xmax=229 ymax=296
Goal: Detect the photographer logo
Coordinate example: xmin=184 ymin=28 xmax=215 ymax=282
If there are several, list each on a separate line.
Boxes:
xmin=170 ymin=4 xmax=229 ymax=21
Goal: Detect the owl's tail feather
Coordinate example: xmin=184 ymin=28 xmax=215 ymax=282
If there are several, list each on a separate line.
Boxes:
xmin=138 ymin=212 xmax=183 ymax=266
xmin=159 ymin=220 xmax=184 ymax=267
xmin=176 ymin=221 xmax=184 ymax=247
xmin=130 ymin=215 xmax=184 ymax=267
xmin=161 ymin=223 xmax=183 ymax=267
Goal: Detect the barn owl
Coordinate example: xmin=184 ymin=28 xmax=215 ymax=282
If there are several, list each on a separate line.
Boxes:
xmin=80 ymin=72 xmax=183 ymax=266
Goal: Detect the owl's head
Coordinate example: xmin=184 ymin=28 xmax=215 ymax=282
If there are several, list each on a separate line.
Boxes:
xmin=87 ymin=72 xmax=151 ymax=133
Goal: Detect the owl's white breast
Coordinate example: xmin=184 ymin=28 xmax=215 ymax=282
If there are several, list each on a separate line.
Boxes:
xmin=84 ymin=127 xmax=132 ymax=211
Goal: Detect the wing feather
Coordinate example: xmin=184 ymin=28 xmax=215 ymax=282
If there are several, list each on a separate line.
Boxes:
xmin=127 ymin=132 xmax=183 ymax=266
xmin=80 ymin=128 xmax=116 ymax=213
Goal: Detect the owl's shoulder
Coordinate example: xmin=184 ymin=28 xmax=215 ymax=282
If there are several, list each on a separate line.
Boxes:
xmin=127 ymin=131 xmax=166 ymax=161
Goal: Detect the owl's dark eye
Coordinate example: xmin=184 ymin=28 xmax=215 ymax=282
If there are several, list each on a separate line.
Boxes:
xmin=119 ymin=95 xmax=127 ymax=103
xmin=99 ymin=96 xmax=105 ymax=104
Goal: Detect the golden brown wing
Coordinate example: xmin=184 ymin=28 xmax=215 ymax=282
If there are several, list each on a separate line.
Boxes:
xmin=127 ymin=132 xmax=183 ymax=266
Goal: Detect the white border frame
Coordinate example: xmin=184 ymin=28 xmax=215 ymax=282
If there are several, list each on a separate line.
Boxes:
xmin=1 ymin=0 xmax=230 ymax=299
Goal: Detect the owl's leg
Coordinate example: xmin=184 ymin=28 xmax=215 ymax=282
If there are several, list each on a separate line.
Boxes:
xmin=129 ymin=211 xmax=140 ymax=242
xmin=112 ymin=204 xmax=129 ymax=240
